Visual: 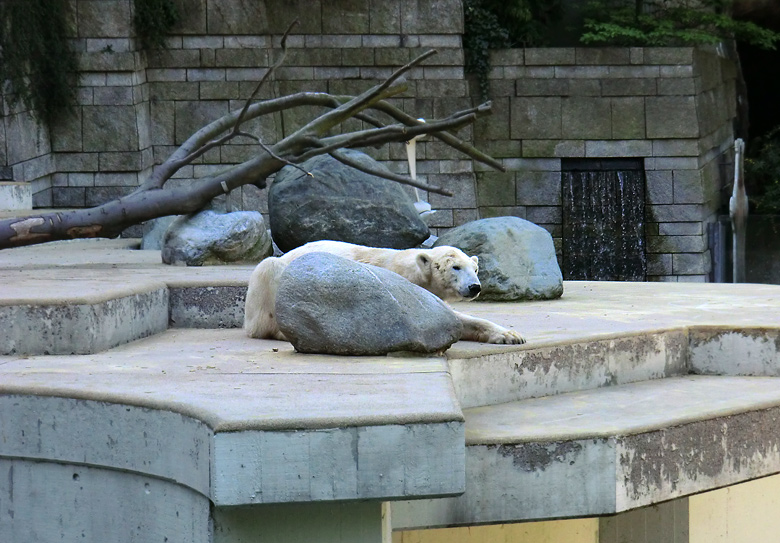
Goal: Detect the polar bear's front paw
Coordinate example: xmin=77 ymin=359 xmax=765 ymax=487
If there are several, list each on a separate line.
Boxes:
xmin=487 ymin=328 xmax=526 ymax=345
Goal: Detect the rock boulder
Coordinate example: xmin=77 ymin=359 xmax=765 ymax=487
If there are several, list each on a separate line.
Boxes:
xmin=435 ymin=216 xmax=563 ymax=301
xmin=268 ymin=150 xmax=429 ymax=252
xmin=161 ymin=209 xmax=272 ymax=266
xmin=276 ymin=252 xmax=462 ymax=355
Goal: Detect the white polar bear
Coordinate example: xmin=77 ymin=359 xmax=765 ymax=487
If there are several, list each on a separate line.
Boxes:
xmin=244 ymin=240 xmax=525 ymax=345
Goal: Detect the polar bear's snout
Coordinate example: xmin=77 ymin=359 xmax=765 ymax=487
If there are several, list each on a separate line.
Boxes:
xmin=467 ymin=282 xmax=481 ymax=297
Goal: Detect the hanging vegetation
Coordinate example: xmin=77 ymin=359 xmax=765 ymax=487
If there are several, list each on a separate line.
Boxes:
xmin=0 ymin=0 xmax=78 ymax=125
xmin=463 ymin=0 xmax=562 ymax=99
xmin=581 ymin=0 xmax=780 ymax=49
xmin=134 ymin=0 xmax=180 ymax=50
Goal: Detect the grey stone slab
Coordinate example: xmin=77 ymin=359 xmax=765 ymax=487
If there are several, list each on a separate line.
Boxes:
xmin=516 ymin=171 xmax=561 ymax=206
xmin=562 ymin=97 xmax=612 ymax=139
xmin=673 ymin=251 xmax=711 ymax=275
xmin=476 ymin=171 xmax=515 ymax=207
xmin=645 ymin=170 xmax=674 ymax=204
xmin=400 ymin=0 xmax=463 ymax=33
xmin=206 ymin=0 xmax=270 ymax=34
xmin=602 ymin=78 xmax=657 ymax=96
xmin=521 ymin=140 xmax=585 ymax=158
xmin=611 ymin=97 xmax=646 ymax=139
xmin=645 ymin=48 xmax=694 ymax=65
xmin=525 ymin=48 xmax=576 ymax=65
xmin=0 ymin=395 xmax=212 ymax=496
xmin=174 ymin=100 xmax=229 ymax=144
xmin=0 ymin=458 xmax=210 ymax=543
xmin=0 ymin=286 xmax=168 ymax=355
xmin=322 ymin=0 xmax=369 ymax=33
xmin=585 ymin=140 xmax=652 ymax=157
xmin=82 ymin=106 xmax=140 ymax=152
xmin=169 ymin=285 xmax=246 ymax=328
xmin=78 ymin=0 xmax=132 ymax=38
xmin=647 ymin=234 xmax=707 ymax=254
xmin=369 ymin=0 xmax=401 ymax=33
xmin=449 ymin=331 xmax=687 ymax=409
xmin=212 ymin=422 xmax=465 ymax=506
xmin=395 ymin=375 xmax=780 ymax=527
xmin=510 ymin=97 xmax=562 ymax=139
xmin=646 ymin=96 xmax=700 ymax=139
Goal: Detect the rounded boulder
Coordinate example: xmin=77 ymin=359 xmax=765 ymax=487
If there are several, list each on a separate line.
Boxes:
xmin=276 ymin=252 xmax=462 ymax=355
xmin=268 ymin=149 xmax=429 ymax=252
xmin=434 ymin=216 xmax=563 ymax=301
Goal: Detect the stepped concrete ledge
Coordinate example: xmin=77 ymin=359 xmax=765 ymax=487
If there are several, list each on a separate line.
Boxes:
xmin=1 ymin=240 xmax=780 ymax=539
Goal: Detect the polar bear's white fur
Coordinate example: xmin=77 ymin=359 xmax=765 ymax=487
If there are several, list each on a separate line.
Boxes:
xmin=244 ymin=240 xmax=525 ymax=345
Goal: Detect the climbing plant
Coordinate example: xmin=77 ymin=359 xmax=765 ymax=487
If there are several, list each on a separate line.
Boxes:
xmin=134 ymin=0 xmax=180 ymax=50
xmin=463 ymin=0 xmax=563 ymax=99
xmin=746 ymin=127 xmax=780 ymax=214
xmin=581 ymin=0 xmax=780 ymax=49
xmin=0 ymin=0 xmax=78 ymax=125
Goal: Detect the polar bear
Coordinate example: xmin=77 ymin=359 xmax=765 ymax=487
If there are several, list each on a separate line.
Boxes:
xmin=244 ymin=240 xmax=525 ymax=345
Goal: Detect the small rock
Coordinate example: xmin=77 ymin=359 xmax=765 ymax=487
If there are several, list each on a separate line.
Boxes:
xmin=435 ymin=216 xmax=563 ymax=301
xmin=268 ymin=149 xmax=430 ymax=252
xmin=276 ymin=252 xmax=462 ymax=355
xmin=161 ymin=209 xmax=272 ymax=266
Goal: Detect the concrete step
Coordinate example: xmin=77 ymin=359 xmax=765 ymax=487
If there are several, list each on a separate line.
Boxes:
xmin=0 ymin=181 xmax=32 ymax=211
xmin=393 ymin=375 xmax=780 ymax=528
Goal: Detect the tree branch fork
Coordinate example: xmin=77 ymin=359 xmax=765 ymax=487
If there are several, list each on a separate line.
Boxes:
xmin=0 ymin=30 xmax=504 ymax=249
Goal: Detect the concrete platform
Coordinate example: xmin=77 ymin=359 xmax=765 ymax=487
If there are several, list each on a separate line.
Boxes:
xmin=1 ymin=239 xmax=780 ymax=541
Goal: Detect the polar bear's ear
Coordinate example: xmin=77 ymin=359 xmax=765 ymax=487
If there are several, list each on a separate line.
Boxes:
xmin=471 ymin=255 xmax=479 ymax=266
xmin=417 ymin=253 xmax=432 ymax=275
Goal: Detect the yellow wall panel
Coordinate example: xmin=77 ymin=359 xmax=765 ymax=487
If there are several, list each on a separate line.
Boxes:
xmin=393 ymin=519 xmax=599 ymax=543
xmin=690 ymin=474 xmax=780 ymax=543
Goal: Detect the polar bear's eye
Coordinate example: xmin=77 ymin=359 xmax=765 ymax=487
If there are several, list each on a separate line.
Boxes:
xmin=452 ymin=265 xmax=461 ymax=271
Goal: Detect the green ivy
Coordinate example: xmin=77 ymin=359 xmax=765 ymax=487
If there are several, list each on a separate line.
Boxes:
xmin=746 ymin=127 xmax=780 ymax=214
xmin=581 ymin=0 xmax=780 ymax=49
xmin=464 ymin=0 xmax=562 ymax=99
xmin=0 ymin=0 xmax=78 ymax=125
xmin=134 ymin=0 xmax=180 ymax=50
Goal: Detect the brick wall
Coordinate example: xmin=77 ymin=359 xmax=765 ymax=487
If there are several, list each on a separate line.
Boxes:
xmin=473 ymin=46 xmax=738 ymax=281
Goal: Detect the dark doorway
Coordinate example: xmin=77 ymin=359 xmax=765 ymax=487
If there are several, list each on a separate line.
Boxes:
xmin=561 ymin=159 xmax=646 ymax=281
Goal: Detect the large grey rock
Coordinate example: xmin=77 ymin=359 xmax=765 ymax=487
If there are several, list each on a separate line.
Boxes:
xmin=276 ymin=252 xmax=462 ymax=355
xmin=435 ymin=217 xmax=563 ymax=301
xmin=268 ymin=149 xmax=430 ymax=252
xmin=162 ymin=210 xmax=272 ymax=266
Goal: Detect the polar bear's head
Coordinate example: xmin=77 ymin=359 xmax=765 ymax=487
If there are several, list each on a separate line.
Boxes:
xmin=416 ymin=246 xmax=481 ymax=302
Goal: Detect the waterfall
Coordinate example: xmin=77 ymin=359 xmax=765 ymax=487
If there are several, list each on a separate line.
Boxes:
xmin=562 ymin=167 xmax=646 ymax=281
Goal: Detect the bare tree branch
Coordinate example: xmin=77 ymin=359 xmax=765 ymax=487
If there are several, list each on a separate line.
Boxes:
xmin=329 ymin=150 xmax=453 ymax=196
xmin=0 ymin=45 xmax=505 ymax=249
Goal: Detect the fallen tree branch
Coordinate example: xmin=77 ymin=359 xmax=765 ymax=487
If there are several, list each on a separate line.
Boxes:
xmin=0 ymin=47 xmax=503 ymax=250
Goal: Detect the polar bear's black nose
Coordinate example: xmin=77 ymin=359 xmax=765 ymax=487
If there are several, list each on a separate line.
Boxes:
xmin=468 ymin=283 xmax=481 ymax=297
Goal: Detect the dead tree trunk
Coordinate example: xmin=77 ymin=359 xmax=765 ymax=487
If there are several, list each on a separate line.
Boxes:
xmin=0 ymin=31 xmax=504 ymax=250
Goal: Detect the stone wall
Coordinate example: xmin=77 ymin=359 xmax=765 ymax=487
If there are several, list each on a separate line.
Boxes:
xmin=473 ymin=46 xmax=738 ymax=281
xmin=1 ymin=0 xmax=474 ymax=225
xmin=1 ymin=1 xmax=740 ymax=282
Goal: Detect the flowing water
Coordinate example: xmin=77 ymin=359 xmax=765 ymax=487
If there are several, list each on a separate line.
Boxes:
xmin=562 ymin=168 xmax=646 ymax=281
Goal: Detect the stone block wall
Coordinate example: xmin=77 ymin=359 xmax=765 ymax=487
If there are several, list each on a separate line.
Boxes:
xmin=1 ymin=1 xmax=740 ymax=282
xmin=1 ymin=0 xmax=476 ymax=227
xmin=474 ymin=46 xmax=737 ymax=281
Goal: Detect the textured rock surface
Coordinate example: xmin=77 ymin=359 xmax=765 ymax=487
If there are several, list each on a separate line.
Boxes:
xmin=276 ymin=252 xmax=462 ymax=355
xmin=141 ymin=215 xmax=178 ymax=250
xmin=162 ymin=210 xmax=272 ymax=266
xmin=268 ymin=150 xmax=429 ymax=252
xmin=435 ymin=217 xmax=563 ymax=301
